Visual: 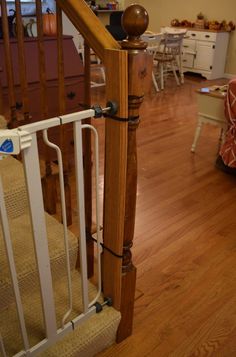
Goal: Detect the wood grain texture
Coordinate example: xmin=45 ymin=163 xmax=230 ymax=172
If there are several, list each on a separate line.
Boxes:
xmin=56 ymin=4 xmax=72 ymax=226
xmin=117 ymin=36 xmax=150 ymax=341
xmin=56 ymin=0 xmax=120 ymax=61
xmin=1 ymin=0 xmax=16 ymax=126
xmin=15 ymin=0 xmax=29 ymax=122
xmin=102 ymin=48 xmax=128 ymax=310
xmin=95 ymin=75 xmax=236 ymax=356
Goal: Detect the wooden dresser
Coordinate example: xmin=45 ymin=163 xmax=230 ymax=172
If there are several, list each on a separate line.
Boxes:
xmin=0 ymin=35 xmax=85 ymax=161
xmin=0 ymin=35 xmax=85 ymax=120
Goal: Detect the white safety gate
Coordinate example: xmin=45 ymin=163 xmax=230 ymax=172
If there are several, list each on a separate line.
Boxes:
xmin=0 ymin=109 xmax=105 ymax=356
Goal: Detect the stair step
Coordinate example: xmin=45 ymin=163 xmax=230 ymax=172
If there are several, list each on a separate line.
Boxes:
xmin=0 ymin=156 xmax=28 ymax=219
xmin=0 ymin=269 xmax=121 ymax=356
xmin=0 ymin=145 xmax=121 ymax=356
xmin=0 ymin=210 xmax=79 ymax=310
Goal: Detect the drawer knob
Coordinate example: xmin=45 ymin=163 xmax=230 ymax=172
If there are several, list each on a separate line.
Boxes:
xmin=205 ymin=35 xmax=210 ymax=38
xmin=16 ymin=101 xmax=23 ymax=109
xmin=67 ymin=91 xmax=76 ymax=100
xmin=191 ymin=33 xmax=196 ymax=37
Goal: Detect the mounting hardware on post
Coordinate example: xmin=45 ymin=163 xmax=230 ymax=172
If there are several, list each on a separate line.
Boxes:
xmin=106 ymin=101 xmax=118 ymax=116
xmin=92 ymin=104 xmax=104 ymax=118
xmin=94 ymin=297 xmax=113 ymax=313
xmin=91 ymin=101 xmax=118 ymax=118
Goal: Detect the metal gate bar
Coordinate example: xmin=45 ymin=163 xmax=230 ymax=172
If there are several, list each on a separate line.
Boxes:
xmin=0 ymin=108 xmax=103 ymax=356
xmin=0 ymin=177 xmax=30 ymax=354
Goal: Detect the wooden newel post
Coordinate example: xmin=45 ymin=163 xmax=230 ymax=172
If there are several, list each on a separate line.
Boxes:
xmin=117 ymin=5 xmax=149 ymax=342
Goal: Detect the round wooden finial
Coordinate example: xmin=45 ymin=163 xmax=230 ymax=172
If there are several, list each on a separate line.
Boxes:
xmin=121 ymin=4 xmax=149 ymax=49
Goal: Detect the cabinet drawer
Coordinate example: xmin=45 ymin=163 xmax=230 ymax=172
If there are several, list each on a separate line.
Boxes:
xmin=65 ymin=78 xmax=84 ymax=113
xmin=198 ymin=32 xmax=217 ymax=42
xmin=186 ymin=30 xmax=217 ymax=42
xmin=183 ymin=39 xmax=196 ymax=52
xmin=186 ymin=31 xmax=201 ymax=40
xmin=182 ymin=53 xmax=194 ymax=68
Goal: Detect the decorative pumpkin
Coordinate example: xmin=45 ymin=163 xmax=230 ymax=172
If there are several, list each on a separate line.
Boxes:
xmin=43 ymin=8 xmax=57 ymax=36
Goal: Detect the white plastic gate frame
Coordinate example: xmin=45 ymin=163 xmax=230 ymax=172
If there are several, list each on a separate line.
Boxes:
xmin=0 ymin=109 xmax=103 ymax=356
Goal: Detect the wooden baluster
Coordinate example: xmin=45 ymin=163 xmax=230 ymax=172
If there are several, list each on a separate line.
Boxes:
xmin=36 ymin=0 xmax=56 ymax=214
xmin=15 ymin=0 xmax=30 ymax=123
xmin=56 ymin=4 xmax=72 ymax=226
xmin=83 ymin=41 xmax=94 ymax=277
xmin=0 ymin=68 xmax=3 ymax=115
xmin=117 ymin=5 xmax=149 ymax=342
xmin=1 ymin=0 xmax=17 ymax=127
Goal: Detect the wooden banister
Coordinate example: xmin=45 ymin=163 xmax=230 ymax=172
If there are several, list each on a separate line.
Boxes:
xmin=55 ymin=0 xmax=120 ymax=60
xmin=100 ymin=3 xmax=150 ymax=343
xmin=0 ymin=0 xmax=150 ymax=343
xmin=117 ymin=4 xmax=149 ymax=342
xmin=102 ymin=47 xmax=128 ymax=310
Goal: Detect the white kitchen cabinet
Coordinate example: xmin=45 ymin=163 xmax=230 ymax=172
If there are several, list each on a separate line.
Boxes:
xmin=182 ymin=29 xmax=229 ymax=79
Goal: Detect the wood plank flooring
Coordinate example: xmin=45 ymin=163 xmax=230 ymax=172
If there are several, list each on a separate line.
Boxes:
xmin=92 ymin=74 xmax=236 ymax=357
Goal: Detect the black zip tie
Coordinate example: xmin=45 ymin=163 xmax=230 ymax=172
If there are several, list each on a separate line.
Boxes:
xmin=103 ymin=113 xmax=140 ymax=123
xmin=88 ymin=234 xmax=123 ymax=259
xmin=103 ymin=113 xmax=129 ymax=122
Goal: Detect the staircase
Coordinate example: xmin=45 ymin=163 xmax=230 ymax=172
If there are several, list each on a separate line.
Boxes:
xmin=0 ymin=0 xmax=151 ymax=354
xmin=0 ymin=155 xmax=121 ymax=356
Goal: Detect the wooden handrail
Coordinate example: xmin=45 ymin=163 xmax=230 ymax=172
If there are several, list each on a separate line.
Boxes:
xmin=56 ymin=0 xmax=120 ymax=60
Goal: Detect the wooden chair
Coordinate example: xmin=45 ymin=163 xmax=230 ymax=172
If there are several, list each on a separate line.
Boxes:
xmin=141 ymin=32 xmax=162 ymax=91
xmin=153 ymin=29 xmax=186 ymax=90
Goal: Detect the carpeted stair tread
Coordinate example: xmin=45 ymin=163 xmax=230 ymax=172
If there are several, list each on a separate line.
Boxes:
xmin=41 ymin=307 xmax=121 ymax=357
xmin=0 ymin=156 xmax=28 ymax=219
xmin=0 ymin=210 xmax=79 ymax=310
xmin=0 ymin=269 xmax=121 ymax=356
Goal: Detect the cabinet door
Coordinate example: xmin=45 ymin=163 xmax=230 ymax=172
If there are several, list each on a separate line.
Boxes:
xmin=194 ymin=41 xmax=215 ymax=71
xmin=182 ymin=39 xmax=196 ymax=68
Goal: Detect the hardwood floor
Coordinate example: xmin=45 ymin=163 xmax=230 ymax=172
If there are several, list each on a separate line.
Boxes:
xmin=92 ymin=74 xmax=236 ymax=356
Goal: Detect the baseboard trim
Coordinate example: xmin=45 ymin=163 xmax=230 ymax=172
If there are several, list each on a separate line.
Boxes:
xmin=224 ymin=73 xmax=235 ymax=79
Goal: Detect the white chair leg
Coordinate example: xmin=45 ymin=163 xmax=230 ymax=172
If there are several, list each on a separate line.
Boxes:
xmin=152 ymin=71 xmax=159 ymax=92
xmin=177 ymin=54 xmax=184 ymax=84
xmin=160 ymin=63 xmax=164 ymax=90
xmin=191 ymin=118 xmax=203 ymax=152
xmin=171 ymin=62 xmax=180 ymax=86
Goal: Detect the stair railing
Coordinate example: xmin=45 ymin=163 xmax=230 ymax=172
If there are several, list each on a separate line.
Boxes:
xmin=0 ymin=0 xmax=151 ymax=345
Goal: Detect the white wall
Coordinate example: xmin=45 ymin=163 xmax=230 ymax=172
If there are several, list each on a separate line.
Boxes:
xmin=124 ymin=0 xmax=236 ymax=76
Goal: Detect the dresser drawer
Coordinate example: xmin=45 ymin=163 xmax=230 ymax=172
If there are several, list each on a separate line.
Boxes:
xmin=65 ymin=77 xmax=84 ymax=113
xmin=198 ymin=31 xmax=217 ymax=42
xmin=186 ymin=30 xmax=217 ymax=42
xmin=186 ymin=31 xmax=201 ymax=40
xmin=183 ymin=39 xmax=196 ymax=52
